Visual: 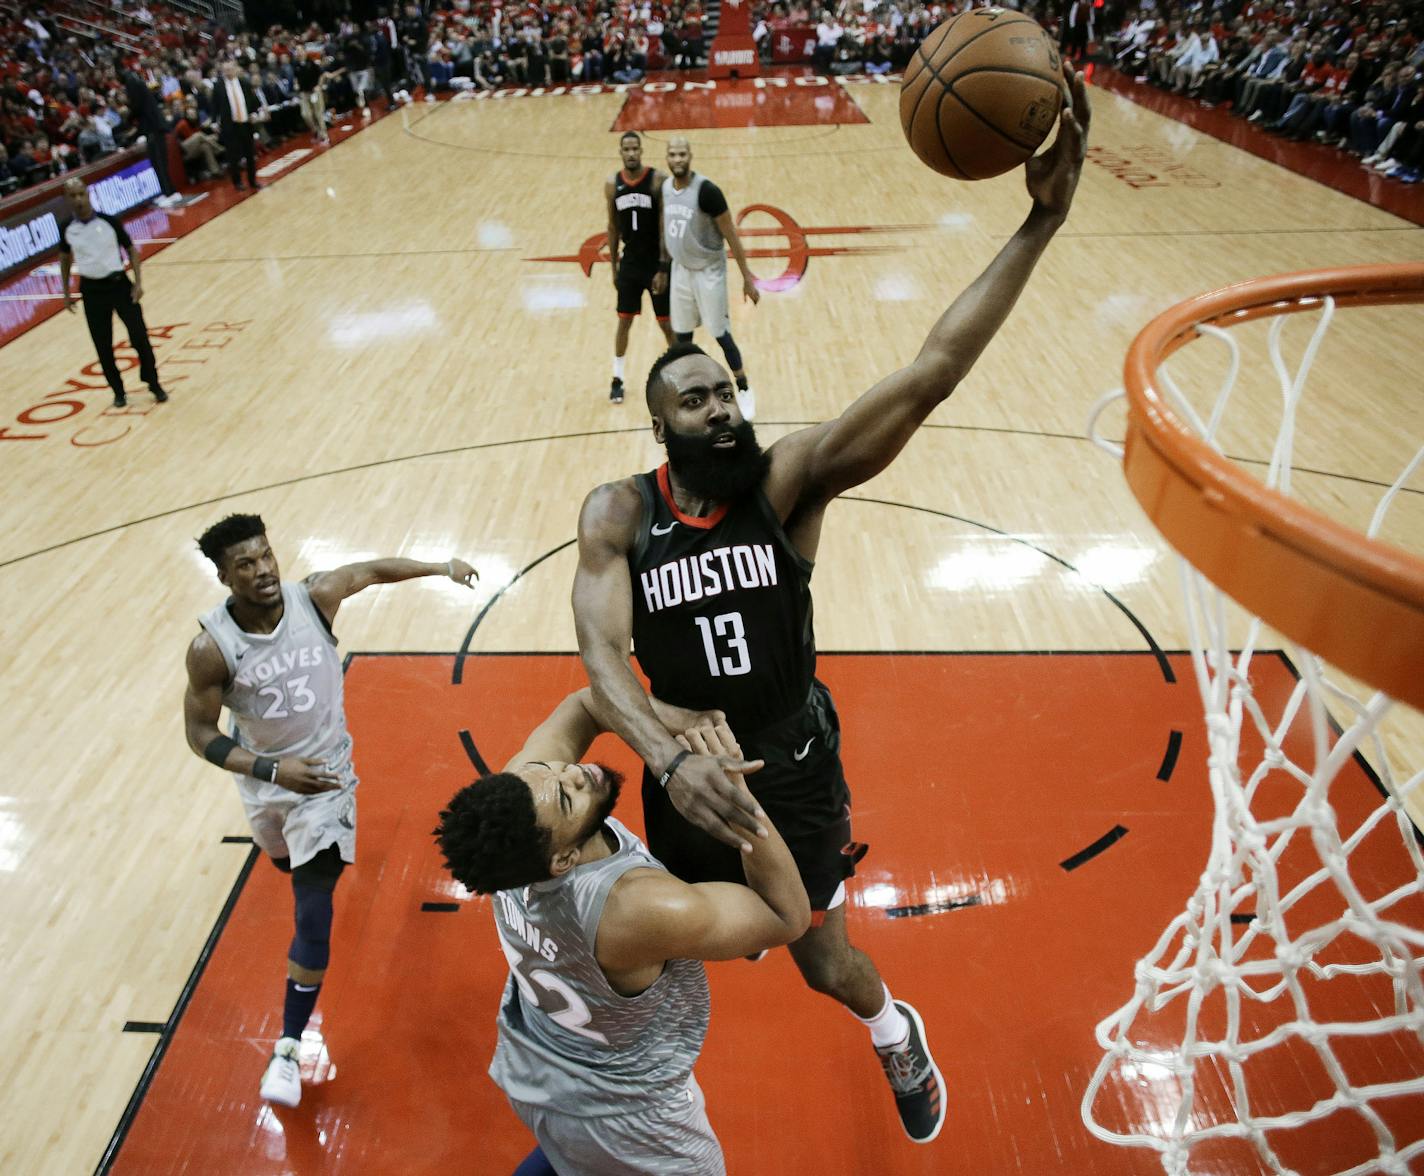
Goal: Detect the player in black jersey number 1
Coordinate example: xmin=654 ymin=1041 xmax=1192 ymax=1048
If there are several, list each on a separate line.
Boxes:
xmin=574 ymin=65 xmax=1090 ymax=1146
xmin=606 ymin=130 xmax=675 ymax=404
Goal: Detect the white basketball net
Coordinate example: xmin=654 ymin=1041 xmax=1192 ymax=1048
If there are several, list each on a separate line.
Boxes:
xmin=1084 ymin=297 xmax=1424 ymax=1175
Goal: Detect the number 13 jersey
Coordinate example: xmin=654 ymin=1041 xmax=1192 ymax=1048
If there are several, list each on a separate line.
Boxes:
xmin=629 ymin=465 xmax=816 ymax=732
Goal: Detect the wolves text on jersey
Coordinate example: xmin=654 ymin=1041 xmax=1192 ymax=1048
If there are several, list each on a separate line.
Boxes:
xmin=234 ymin=643 xmax=326 ymax=690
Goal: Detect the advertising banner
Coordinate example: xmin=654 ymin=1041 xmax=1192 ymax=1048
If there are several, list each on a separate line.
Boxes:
xmin=0 ymin=154 xmax=158 ymax=282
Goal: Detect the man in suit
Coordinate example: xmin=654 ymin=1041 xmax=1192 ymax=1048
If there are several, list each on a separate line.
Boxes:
xmin=121 ymin=66 xmax=179 ymax=206
xmin=213 ymin=59 xmax=262 ymax=191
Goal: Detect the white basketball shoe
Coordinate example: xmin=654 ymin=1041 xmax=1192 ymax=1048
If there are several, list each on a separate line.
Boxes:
xmin=259 ymin=1036 xmax=302 ymax=1107
xmin=736 ymin=386 xmax=756 ymax=421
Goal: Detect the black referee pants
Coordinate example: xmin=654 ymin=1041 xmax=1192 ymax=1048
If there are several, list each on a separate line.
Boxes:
xmin=80 ymin=274 xmax=160 ymax=396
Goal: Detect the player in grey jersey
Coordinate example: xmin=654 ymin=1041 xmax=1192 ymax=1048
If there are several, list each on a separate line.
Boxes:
xmin=183 ymin=513 xmax=477 ymax=1108
xmin=662 ymin=135 xmax=761 ymax=419
xmin=434 ymin=691 xmax=809 ymax=1176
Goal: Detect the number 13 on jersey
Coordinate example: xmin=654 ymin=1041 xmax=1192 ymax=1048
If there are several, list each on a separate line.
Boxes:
xmin=694 ymin=611 xmax=751 ymax=677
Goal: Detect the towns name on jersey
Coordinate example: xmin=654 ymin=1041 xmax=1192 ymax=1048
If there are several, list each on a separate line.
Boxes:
xmin=641 ymin=543 xmax=777 ymax=614
xmin=236 ymin=643 xmax=326 ymax=689
xmin=498 ymin=890 xmax=560 ymax=962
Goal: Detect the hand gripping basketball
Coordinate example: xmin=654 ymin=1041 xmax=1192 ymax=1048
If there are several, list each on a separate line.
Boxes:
xmin=1025 ymin=64 xmax=1090 ymax=219
xmin=666 ymin=724 xmax=767 ymax=854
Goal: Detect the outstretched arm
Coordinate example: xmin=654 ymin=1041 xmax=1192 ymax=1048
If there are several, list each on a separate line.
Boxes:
xmin=573 ymin=481 xmax=767 ymax=850
xmin=502 ymin=686 xmax=725 ymax=770
xmin=773 ymin=64 xmax=1090 ymax=506
xmin=306 ymin=555 xmax=477 ymax=623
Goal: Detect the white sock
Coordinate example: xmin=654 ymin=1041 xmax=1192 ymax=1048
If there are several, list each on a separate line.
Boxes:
xmin=855 ymin=983 xmax=910 ymax=1050
xmin=613 ymin=355 xmax=625 ymax=381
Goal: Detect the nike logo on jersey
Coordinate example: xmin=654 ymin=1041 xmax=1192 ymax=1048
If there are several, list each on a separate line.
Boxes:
xmin=651 ymin=521 xmax=678 ymax=536
xmin=793 ymin=738 xmax=814 ymax=761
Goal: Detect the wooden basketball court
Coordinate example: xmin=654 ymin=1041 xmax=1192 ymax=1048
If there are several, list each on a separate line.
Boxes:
xmin=0 ymin=70 xmax=1420 ymax=1175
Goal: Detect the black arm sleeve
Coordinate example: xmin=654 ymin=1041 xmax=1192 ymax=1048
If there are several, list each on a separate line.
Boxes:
xmin=698 ymin=179 xmax=728 ymax=218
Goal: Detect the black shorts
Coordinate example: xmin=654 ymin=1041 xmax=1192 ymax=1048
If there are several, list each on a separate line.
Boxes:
xmin=616 ymin=260 xmax=670 ymax=320
xmin=272 ymin=842 xmax=346 ymax=891
xmin=641 ymin=680 xmax=867 ymax=913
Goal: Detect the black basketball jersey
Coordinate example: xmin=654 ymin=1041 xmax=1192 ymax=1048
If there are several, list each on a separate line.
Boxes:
xmin=613 ymin=169 xmax=660 ymax=269
xmin=629 ymin=466 xmax=816 ymax=732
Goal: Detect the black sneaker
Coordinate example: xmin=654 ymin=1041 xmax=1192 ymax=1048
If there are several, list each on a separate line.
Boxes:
xmin=609 ymin=377 xmax=624 ymax=404
xmin=152 ymin=386 xmax=169 ymax=403
xmin=875 ymin=1000 xmax=945 ymax=1144
xmin=112 ymin=392 xmax=127 ymax=408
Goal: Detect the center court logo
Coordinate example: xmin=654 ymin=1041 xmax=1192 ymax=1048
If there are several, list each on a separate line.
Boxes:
xmin=526 ymin=203 xmax=933 ymax=293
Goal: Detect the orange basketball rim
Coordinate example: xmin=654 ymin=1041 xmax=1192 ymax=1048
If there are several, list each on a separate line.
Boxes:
xmin=1121 ymin=262 xmax=1424 ymax=711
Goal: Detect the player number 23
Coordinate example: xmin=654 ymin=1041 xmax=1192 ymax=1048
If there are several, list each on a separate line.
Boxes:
xmin=694 ymin=612 xmax=751 ymax=677
xmin=257 ymin=675 xmax=317 ymax=720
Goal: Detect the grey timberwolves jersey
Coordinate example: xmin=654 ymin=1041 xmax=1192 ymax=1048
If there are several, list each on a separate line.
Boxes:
xmin=198 ymin=581 xmax=353 ymax=779
xmin=489 ymin=817 xmax=710 ymax=1115
xmin=662 ymin=173 xmax=725 ymax=271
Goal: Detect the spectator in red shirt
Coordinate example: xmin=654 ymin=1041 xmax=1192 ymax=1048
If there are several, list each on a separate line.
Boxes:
xmin=174 ymin=99 xmax=221 ymax=179
xmin=1270 ymin=50 xmax=1357 ymax=137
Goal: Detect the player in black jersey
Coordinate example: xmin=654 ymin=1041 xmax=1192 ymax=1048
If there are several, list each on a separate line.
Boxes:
xmin=573 ymin=65 xmax=1089 ymax=1147
xmin=606 ymin=130 xmax=675 ymax=404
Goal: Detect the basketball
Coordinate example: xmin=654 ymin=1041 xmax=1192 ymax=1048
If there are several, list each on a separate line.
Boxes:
xmin=899 ymin=8 xmax=1065 ymax=181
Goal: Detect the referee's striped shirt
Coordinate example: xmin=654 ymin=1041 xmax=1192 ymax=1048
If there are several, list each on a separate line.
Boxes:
xmin=60 ymin=212 xmax=132 ymax=279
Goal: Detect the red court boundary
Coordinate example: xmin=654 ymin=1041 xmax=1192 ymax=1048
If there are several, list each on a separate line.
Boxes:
xmin=102 ymin=651 xmax=1423 ymax=1176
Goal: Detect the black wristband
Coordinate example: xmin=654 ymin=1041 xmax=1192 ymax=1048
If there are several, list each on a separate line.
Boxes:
xmin=657 ymin=749 xmax=691 ymax=789
xmin=252 ymin=756 xmax=279 ymax=784
xmin=658 ymin=260 xmax=671 ymax=272
xmin=203 ymin=734 xmax=238 ymax=768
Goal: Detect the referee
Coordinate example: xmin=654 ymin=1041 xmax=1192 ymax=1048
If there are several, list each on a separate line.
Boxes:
xmin=58 ymin=178 xmax=168 ymax=409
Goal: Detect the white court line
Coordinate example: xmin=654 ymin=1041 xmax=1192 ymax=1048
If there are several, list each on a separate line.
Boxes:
xmin=0 ymin=294 xmax=63 ymax=301
xmin=137 ymin=238 xmax=178 ymax=244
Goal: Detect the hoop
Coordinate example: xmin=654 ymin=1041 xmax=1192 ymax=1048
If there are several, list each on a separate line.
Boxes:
xmin=1121 ymin=262 xmax=1424 ymax=710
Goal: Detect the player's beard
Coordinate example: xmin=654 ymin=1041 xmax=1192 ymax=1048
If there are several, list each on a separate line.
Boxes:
xmin=578 ymin=765 xmax=625 ymax=841
xmin=663 ymin=420 xmax=770 ymax=504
